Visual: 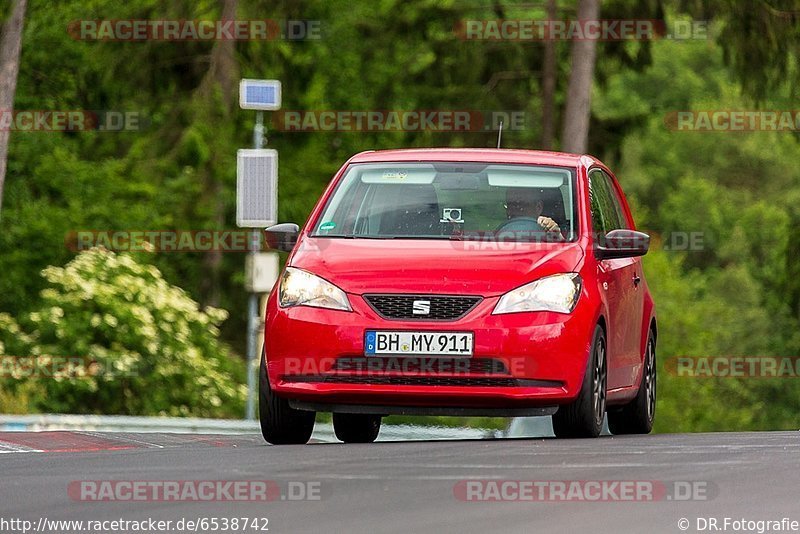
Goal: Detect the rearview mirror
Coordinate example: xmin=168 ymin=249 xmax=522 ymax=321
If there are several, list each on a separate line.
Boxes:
xmin=265 ymin=223 xmax=300 ymax=253
xmin=595 ymin=229 xmax=650 ymax=260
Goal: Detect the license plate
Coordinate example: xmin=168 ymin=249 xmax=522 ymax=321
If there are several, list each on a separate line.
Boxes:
xmin=364 ymin=331 xmax=473 ymax=356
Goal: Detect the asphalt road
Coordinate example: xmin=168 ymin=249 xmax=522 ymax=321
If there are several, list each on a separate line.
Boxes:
xmin=1 ymin=430 xmax=799 ymax=534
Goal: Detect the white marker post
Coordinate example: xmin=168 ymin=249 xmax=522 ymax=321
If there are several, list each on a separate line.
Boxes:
xmin=237 ymin=79 xmax=282 ymax=420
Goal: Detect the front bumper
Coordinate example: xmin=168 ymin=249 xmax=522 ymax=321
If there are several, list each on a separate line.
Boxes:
xmin=264 ymin=291 xmax=595 ymax=411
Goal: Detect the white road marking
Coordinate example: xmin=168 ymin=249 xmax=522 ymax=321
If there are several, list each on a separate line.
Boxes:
xmin=75 ymin=430 xmax=165 ymax=449
xmin=0 ymin=440 xmax=43 ymax=453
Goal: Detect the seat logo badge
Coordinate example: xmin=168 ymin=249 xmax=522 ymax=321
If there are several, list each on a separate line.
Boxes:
xmin=412 ymin=300 xmax=431 ymax=315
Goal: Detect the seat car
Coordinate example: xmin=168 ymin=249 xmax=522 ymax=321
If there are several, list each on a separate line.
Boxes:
xmin=260 ymin=148 xmax=657 ymax=444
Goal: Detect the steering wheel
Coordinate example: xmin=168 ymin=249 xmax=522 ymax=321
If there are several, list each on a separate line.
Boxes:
xmin=495 ymin=217 xmax=545 ymax=233
xmin=495 ymin=217 xmax=564 ymax=242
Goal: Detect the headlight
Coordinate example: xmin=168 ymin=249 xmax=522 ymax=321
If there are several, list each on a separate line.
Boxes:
xmin=493 ymin=273 xmax=581 ymax=315
xmin=278 ymin=267 xmax=352 ymax=312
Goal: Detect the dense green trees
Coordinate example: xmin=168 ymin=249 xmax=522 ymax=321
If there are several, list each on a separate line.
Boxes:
xmin=599 ymin=37 xmax=800 ymax=431
xmin=0 ymin=1 xmax=798 ymax=429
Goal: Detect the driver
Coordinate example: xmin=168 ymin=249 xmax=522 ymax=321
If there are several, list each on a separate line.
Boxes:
xmin=504 ymin=188 xmax=561 ymax=233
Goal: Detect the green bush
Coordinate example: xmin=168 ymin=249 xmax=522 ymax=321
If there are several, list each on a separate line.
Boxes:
xmin=0 ymin=248 xmax=246 ymax=417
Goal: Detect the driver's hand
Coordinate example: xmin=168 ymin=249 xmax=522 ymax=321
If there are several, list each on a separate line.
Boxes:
xmin=537 ymin=216 xmax=560 ymax=232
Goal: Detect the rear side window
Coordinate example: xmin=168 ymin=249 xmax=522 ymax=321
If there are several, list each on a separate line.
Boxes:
xmin=588 ymin=169 xmax=628 ymax=237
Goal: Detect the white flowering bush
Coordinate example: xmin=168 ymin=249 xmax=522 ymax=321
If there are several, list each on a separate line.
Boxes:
xmin=0 ymin=248 xmax=246 ymax=417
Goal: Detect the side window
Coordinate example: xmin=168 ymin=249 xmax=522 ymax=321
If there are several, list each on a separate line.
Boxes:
xmin=600 ymin=171 xmax=629 ymax=230
xmin=588 ymin=170 xmax=620 ymax=236
xmin=588 ymin=171 xmax=605 ymax=235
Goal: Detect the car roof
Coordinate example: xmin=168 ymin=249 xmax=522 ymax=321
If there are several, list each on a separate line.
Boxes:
xmin=348 ymin=148 xmax=598 ymax=168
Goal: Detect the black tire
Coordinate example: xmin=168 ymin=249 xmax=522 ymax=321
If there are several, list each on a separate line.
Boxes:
xmin=259 ymin=353 xmax=315 ymax=445
xmin=608 ymin=329 xmax=656 ymax=435
xmin=552 ymin=325 xmax=607 ymax=438
xmin=332 ymin=413 xmax=382 ymax=443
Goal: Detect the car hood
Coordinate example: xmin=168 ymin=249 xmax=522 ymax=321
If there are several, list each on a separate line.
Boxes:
xmin=289 ymin=237 xmax=584 ymax=296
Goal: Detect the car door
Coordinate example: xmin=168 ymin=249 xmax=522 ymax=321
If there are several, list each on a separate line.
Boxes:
xmin=601 ymin=170 xmax=645 ymax=387
xmin=588 ymin=169 xmax=642 ymax=390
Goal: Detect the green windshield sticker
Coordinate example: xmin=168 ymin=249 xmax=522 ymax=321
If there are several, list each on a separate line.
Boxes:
xmin=319 ymin=221 xmax=336 ymax=231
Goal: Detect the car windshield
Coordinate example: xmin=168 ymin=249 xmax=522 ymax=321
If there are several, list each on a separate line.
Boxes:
xmin=311 ymin=162 xmax=578 ymax=242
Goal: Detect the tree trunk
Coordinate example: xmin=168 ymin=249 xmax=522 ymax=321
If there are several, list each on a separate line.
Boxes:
xmin=197 ymin=0 xmax=239 ymax=308
xmin=560 ymin=0 xmax=599 ymax=154
xmin=0 ymin=0 xmax=27 ymax=215
xmin=540 ymin=0 xmax=557 ymax=150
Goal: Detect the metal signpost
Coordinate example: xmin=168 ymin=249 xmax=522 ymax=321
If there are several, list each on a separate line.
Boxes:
xmin=237 ymin=79 xmax=282 ymax=420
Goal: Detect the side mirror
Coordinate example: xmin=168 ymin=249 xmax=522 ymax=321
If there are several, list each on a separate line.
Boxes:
xmin=265 ymin=223 xmax=300 ymax=253
xmin=595 ymin=229 xmax=650 ymax=260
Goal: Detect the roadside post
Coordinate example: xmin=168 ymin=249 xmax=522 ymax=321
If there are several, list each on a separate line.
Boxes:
xmin=236 ymin=79 xmax=282 ymax=420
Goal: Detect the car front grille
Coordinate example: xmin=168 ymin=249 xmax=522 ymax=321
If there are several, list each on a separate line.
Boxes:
xmin=363 ymin=294 xmax=482 ymax=321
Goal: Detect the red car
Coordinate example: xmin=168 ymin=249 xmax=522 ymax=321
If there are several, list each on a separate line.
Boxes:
xmin=260 ymin=149 xmax=657 ymax=444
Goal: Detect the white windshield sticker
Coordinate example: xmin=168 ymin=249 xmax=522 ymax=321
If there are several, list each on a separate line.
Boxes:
xmin=359 ymin=166 xmax=436 ymax=184
xmin=440 ymin=208 xmax=464 ymax=223
xmin=487 ymin=167 xmax=568 ymax=188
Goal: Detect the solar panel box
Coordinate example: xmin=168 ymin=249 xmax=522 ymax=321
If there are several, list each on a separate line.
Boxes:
xmin=239 ymin=79 xmax=282 ymax=110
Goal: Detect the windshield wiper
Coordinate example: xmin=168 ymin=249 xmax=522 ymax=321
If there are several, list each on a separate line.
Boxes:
xmin=314 ymin=234 xmax=396 ymax=239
